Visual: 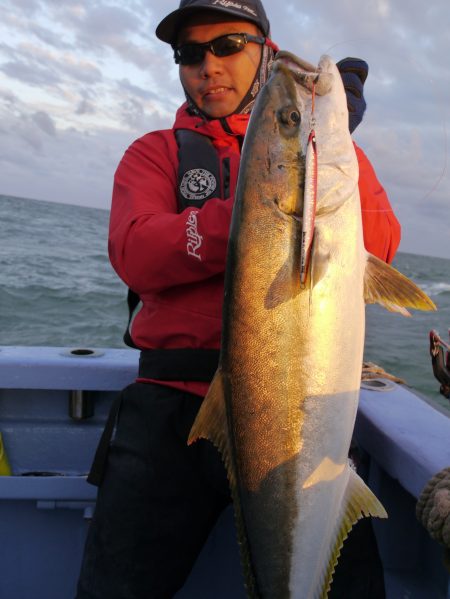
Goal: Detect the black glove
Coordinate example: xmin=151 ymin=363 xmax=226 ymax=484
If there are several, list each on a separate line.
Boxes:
xmin=336 ymin=57 xmax=369 ymax=133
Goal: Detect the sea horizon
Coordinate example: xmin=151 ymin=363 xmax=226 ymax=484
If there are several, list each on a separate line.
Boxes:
xmin=2 ymin=193 xmax=448 ymax=263
xmin=1 ymin=193 xmax=449 ymax=412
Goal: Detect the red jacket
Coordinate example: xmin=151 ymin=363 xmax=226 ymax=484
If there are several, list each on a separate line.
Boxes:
xmin=109 ymin=104 xmax=401 ymax=396
xmin=354 ymin=144 xmax=400 ymax=264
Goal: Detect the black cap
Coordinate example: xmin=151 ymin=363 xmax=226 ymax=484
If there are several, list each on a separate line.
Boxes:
xmin=156 ymin=0 xmax=270 ymax=45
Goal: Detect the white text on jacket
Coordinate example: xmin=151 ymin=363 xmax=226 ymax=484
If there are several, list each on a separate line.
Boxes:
xmin=186 ymin=210 xmax=203 ymax=261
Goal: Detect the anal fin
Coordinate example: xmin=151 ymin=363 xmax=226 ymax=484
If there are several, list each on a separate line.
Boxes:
xmin=321 ymin=466 xmax=388 ymax=598
xmin=364 ymin=253 xmax=436 ymax=315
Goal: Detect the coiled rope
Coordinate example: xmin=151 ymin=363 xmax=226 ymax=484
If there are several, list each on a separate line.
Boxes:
xmin=361 ymin=361 xmax=405 ymax=384
xmin=416 ymin=466 xmax=450 ymax=570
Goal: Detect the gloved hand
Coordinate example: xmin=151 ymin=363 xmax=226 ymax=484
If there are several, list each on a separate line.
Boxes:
xmin=336 ymin=57 xmax=369 ymax=133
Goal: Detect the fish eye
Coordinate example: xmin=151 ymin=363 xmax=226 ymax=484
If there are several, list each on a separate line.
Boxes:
xmin=278 ymin=107 xmax=301 ymax=128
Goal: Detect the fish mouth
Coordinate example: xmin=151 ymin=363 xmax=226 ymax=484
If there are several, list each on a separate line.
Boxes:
xmin=274 ymin=51 xmax=332 ymax=96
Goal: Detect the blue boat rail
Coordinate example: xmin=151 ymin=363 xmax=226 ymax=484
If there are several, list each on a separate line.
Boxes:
xmin=0 ymin=346 xmax=449 ymax=598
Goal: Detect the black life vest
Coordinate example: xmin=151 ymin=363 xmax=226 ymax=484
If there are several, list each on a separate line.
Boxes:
xmin=123 ymin=128 xmax=231 ymax=350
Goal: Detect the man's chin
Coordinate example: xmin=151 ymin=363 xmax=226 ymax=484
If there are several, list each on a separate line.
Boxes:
xmin=201 ymin=100 xmax=239 ymax=120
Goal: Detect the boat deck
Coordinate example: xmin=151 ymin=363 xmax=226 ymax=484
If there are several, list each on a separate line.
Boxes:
xmin=0 ymin=346 xmax=449 ymax=598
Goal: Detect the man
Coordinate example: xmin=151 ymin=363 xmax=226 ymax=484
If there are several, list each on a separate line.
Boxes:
xmin=76 ymin=1 xmax=400 ymax=597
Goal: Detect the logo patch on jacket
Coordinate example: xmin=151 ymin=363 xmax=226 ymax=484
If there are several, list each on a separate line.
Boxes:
xmin=180 ymin=168 xmax=217 ymax=201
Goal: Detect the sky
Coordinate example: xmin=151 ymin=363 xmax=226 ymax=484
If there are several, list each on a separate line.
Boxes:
xmin=0 ymin=0 xmax=448 ymax=258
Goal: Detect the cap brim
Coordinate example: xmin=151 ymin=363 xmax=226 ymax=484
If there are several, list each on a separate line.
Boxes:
xmin=156 ymin=6 xmax=266 ymax=45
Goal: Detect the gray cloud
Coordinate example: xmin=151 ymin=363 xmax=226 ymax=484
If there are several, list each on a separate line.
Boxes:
xmin=0 ymin=0 xmax=448 ymax=258
xmin=29 ymin=23 xmax=73 ymax=49
xmin=0 ymin=107 xmax=164 ymax=209
xmin=105 ymin=37 xmax=163 ymax=70
xmin=0 ymin=41 xmax=102 ymax=89
xmin=7 ymin=0 xmax=40 ymax=12
xmin=1 ymin=58 xmax=61 ymax=86
xmin=62 ymin=57 xmax=102 ymax=84
xmin=81 ymin=6 xmax=141 ymax=37
xmin=0 ymin=88 xmax=19 ymax=106
xmin=75 ymin=98 xmax=96 ymax=115
xmin=117 ymin=78 xmax=157 ymax=100
xmin=32 ymin=111 xmax=56 ymax=136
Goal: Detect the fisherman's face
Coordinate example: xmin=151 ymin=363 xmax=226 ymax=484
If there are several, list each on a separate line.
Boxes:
xmin=178 ymin=14 xmax=262 ymax=118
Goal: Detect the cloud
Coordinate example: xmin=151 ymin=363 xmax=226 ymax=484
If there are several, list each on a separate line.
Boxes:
xmin=75 ymin=98 xmax=96 ymax=115
xmin=81 ymin=6 xmax=141 ymax=38
xmin=0 ymin=93 xmax=54 ymax=151
xmin=29 ymin=23 xmax=73 ymax=49
xmin=117 ymin=78 xmax=158 ymax=101
xmin=0 ymin=41 xmax=102 ymax=89
xmin=32 ymin=111 xmax=56 ymax=136
xmin=8 ymin=0 xmax=40 ymax=12
xmin=0 ymin=0 xmax=448 ymax=259
xmin=0 ymin=84 xmax=169 ymax=207
xmin=1 ymin=58 xmax=60 ymax=86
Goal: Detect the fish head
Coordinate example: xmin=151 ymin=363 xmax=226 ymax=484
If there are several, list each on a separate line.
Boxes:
xmin=231 ymin=52 xmax=362 ymax=297
xmin=273 ymin=52 xmax=360 ymax=216
xmin=235 ymin=57 xmax=307 ymax=221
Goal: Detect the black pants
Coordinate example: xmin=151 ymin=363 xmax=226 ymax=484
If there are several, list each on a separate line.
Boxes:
xmin=76 ymin=383 xmax=385 ymax=599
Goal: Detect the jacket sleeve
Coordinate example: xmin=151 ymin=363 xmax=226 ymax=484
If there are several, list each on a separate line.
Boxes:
xmin=355 ymin=143 xmax=401 ymax=264
xmin=108 ymin=131 xmax=233 ymax=295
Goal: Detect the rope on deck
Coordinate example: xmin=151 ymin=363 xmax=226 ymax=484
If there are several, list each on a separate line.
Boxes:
xmin=416 ymin=466 xmax=450 ymax=570
xmin=361 ymin=362 xmax=405 ymax=384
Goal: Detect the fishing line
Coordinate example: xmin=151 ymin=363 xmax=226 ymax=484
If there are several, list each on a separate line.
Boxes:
xmin=319 ymin=38 xmax=448 ymax=212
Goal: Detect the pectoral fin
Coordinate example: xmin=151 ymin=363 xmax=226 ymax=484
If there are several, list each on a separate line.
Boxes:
xmin=364 ymin=253 xmax=436 ymax=315
xmin=302 ymin=457 xmax=345 ymax=489
xmin=321 ymin=465 xmax=388 ymax=598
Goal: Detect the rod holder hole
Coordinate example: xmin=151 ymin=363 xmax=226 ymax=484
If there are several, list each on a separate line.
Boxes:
xmin=60 ymin=348 xmax=104 ymax=358
xmin=360 ymin=378 xmax=395 ymax=392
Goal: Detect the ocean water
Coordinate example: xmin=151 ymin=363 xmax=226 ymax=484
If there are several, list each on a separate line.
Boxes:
xmin=1 ymin=194 xmax=449 ymax=412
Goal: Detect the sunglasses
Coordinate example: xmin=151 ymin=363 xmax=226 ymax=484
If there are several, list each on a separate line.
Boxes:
xmin=174 ymin=33 xmax=267 ymax=66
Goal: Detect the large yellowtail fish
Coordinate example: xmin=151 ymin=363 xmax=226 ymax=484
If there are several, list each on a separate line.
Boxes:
xmin=189 ymin=53 xmax=436 ymax=598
